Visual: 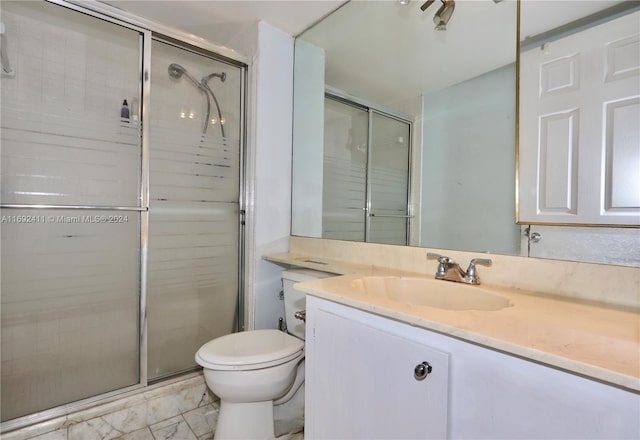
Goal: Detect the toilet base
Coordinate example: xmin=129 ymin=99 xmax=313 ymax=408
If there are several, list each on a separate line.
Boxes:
xmin=215 ymin=400 xmax=275 ymax=440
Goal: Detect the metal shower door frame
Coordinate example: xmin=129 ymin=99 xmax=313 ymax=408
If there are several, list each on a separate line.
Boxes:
xmin=365 ymin=109 xmax=413 ymax=245
xmin=325 ymin=90 xmax=414 ymax=245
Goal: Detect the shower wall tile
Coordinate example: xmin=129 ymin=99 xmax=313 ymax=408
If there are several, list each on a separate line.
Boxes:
xmin=1 ymin=1 xmax=139 ymax=124
xmin=2 ymin=374 xmax=219 ymax=440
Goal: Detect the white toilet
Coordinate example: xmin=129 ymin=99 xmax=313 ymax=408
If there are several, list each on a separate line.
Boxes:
xmin=195 ymin=269 xmax=332 ymax=439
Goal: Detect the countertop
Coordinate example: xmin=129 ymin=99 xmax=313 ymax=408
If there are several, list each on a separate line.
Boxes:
xmin=264 ymin=252 xmax=640 ymax=392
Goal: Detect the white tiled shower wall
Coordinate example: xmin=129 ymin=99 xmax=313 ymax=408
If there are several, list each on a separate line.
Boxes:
xmin=0 ymin=1 xmax=139 ymax=123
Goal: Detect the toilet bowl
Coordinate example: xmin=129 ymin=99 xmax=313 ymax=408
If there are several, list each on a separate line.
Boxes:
xmin=195 ymin=269 xmax=333 ymax=440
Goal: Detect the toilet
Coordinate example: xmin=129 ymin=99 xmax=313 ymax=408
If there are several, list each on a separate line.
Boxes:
xmin=195 ymin=269 xmax=332 ymax=439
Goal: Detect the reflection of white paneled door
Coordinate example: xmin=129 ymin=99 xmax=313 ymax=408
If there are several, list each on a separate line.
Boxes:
xmin=519 ymin=11 xmax=640 ymax=226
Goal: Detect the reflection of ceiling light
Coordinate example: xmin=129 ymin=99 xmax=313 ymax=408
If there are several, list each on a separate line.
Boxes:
xmin=433 ymin=0 xmax=455 ymax=31
xmin=419 ymin=0 xmax=501 ymax=31
xmin=421 ymin=0 xmax=456 ymax=31
xmin=399 ymin=0 xmax=411 ymax=5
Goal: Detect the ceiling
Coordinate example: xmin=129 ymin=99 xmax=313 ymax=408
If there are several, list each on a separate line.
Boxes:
xmin=102 ymin=0 xmax=633 ymax=107
xmin=297 ymin=0 xmax=631 ymax=109
xmin=102 ymin=0 xmax=346 ymax=55
xmin=300 ymin=0 xmax=518 ymax=107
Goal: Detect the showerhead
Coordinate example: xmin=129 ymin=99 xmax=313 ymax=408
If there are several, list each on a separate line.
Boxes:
xmin=168 ymin=63 xmax=187 ymax=79
xmin=168 ymin=63 xmax=205 ymax=91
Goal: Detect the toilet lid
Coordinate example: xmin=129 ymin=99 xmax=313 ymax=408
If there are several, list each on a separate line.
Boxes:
xmin=195 ymin=329 xmax=304 ymax=371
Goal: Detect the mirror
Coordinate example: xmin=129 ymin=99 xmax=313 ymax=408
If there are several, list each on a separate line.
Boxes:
xmin=291 ymin=0 xmax=640 ymax=267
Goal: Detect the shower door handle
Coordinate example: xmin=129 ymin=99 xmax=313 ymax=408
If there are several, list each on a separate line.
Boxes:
xmin=368 ymin=213 xmax=414 ymax=218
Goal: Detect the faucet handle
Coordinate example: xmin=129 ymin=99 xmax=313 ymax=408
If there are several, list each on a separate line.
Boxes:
xmin=427 ymin=252 xmax=454 ymax=264
xmin=466 ymin=258 xmax=492 ymax=284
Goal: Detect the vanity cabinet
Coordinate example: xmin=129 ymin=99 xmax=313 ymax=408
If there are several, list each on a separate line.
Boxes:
xmin=305 ymin=296 xmax=640 ymax=439
xmin=305 ymin=297 xmax=450 ymax=439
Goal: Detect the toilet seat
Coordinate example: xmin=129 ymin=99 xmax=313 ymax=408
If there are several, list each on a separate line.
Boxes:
xmin=196 ymin=329 xmax=304 ymax=371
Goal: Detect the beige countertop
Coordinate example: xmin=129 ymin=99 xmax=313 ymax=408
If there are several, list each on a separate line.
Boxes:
xmin=264 ymin=252 xmax=640 ymax=392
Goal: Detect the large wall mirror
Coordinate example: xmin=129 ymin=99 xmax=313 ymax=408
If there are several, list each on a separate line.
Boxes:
xmin=291 ymin=0 xmax=640 ymax=267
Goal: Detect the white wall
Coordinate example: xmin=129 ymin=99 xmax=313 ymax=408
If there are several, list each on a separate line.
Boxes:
xmin=247 ymin=21 xmax=294 ymax=330
xmin=421 ymin=64 xmax=521 ymax=255
xmin=291 ymin=39 xmax=325 ymax=238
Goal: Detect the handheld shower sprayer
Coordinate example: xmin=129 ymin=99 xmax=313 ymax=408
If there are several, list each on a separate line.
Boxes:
xmin=168 ymin=63 xmax=204 ymax=91
xmin=201 ymin=71 xmax=226 ymax=138
xmin=168 ymin=63 xmax=227 ymax=137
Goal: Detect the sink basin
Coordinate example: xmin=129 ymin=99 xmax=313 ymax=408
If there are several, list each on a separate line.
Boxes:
xmin=351 ymin=276 xmax=511 ymax=311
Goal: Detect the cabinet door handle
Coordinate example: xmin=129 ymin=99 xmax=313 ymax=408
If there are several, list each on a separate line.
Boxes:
xmin=414 ymin=361 xmax=432 ymax=381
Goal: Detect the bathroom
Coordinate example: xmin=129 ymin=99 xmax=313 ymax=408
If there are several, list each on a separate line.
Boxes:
xmin=1 ymin=0 xmax=638 ymax=439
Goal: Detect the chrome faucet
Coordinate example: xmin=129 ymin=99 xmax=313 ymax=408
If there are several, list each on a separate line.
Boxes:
xmin=427 ymin=253 xmax=492 ymax=285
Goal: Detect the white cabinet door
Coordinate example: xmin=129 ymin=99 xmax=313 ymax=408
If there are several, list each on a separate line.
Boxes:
xmin=305 ymin=301 xmax=449 ymax=439
xmin=519 ymin=11 xmax=640 ymax=226
xmin=305 ymin=296 xmax=640 ymax=440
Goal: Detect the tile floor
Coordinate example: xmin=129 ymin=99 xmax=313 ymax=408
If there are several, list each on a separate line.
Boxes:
xmin=2 ymin=373 xmax=304 ymax=440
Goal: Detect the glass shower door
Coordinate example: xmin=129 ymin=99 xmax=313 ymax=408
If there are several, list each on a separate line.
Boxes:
xmin=367 ymin=112 xmax=411 ymax=245
xmin=321 ymin=97 xmax=411 ymax=245
xmin=0 ymin=0 xmax=142 ymax=421
xmin=146 ymin=40 xmax=242 ymax=379
xmin=322 ymin=98 xmax=368 ymax=241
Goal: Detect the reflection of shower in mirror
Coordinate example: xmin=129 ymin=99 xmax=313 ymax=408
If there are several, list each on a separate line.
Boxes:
xmin=1 ymin=22 xmax=15 ymax=77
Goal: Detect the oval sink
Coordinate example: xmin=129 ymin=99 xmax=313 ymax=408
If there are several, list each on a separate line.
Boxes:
xmin=351 ymin=276 xmax=511 ymax=311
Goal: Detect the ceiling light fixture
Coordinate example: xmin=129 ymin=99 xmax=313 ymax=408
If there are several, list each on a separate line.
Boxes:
xmin=421 ymin=0 xmax=456 ymax=31
xmin=433 ymin=0 xmax=455 ymax=30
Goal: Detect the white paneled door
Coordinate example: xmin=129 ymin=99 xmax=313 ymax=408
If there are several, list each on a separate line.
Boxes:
xmin=519 ymin=11 xmax=640 ymax=226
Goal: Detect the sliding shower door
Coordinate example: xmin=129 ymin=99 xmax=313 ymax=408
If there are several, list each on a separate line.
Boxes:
xmin=0 ymin=1 xmax=143 ymax=421
xmin=322 ymin=96 xmax=411 ymax=245
xmin=322 ymin=98 xmax=368 ymax=241
xmin=147 ymin=40 xmax=242 ymax=380
xmin=1 ymin=0 xmax=246 ymax=426
xmin=367 ymin=112 xmax=411 ymax=245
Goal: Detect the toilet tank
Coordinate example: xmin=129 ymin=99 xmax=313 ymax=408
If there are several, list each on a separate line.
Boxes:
xmin=282 ymin=269 xmax=334 ymax=340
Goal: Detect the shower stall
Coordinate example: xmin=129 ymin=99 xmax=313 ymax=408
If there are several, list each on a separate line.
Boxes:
xmin=322 ymin=95 xmax=412 ymax=245
xmin=0 ymin=0 xmax=246 ymax=427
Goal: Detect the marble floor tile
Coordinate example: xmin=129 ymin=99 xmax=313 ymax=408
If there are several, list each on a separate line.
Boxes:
xmin=115 ymin=427 xmax=154 ymax=440
xmin=29 ymin=429 xmax=68 ymax=440
xmin=0 ymin=416 xmax=69 ymax=440
xmin=277 ymin=432 xmax=304 ymax=440
xmin=182 ymin=404 xmax=218 ymax=438
xmin=149 ymin=416 xmax=197 ymax=440
xmin=67 ymin=404 xmax=147 ymax=440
